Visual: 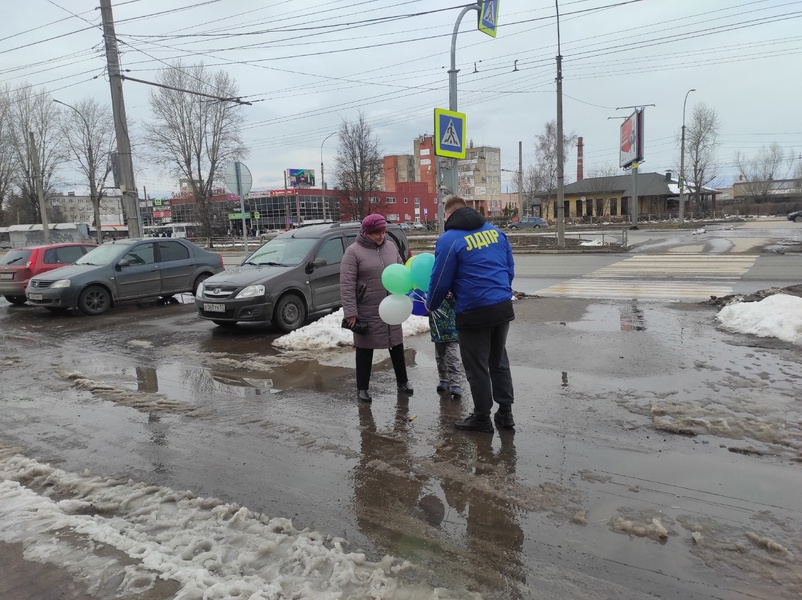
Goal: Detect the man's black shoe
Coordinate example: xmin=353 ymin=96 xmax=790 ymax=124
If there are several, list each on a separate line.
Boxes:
xmin=454 ymin=412 xmax=494 ymax=433
xmin=357 ymin=390 xmax=372 ymax=403
xmin=397 ymin=382 xmax=414 ymax=396
xmin=494 ymin=410 xmax=515 ymax=430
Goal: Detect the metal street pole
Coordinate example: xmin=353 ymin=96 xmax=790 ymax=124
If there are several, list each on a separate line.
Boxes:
xmin=447 ymin=3 xmax=480 ymax=198
xmin=28 ymin=132 xmax=51 ymax=244
xmin=679 ymin=88 xmax=696 ymax=224
xmin=320 ymin=132 xmax=336 ymax=222
xmin=555 ymin=0 xmax=565 ymax=248
xmin=518 ymin=140 xmax=524 ymax=215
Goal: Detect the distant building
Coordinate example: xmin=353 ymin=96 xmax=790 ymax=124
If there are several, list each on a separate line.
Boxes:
xmin=458 ymin=145 xmax=502 ymax=216
xmin=50 ymin=191 xmax=123 ymax=226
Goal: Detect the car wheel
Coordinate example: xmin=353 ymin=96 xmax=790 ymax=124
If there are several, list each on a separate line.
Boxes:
xmin=795 ymin=215 xmax=802 ymax=223
xmin=193 ymin=273 xmax=212 ymax=296
xmin=534 ymin=224 xmax=541 ymax=228
xmin=77 ymin=285 xmax=111 ymax=316
xmin=4 ymin=295 xmax=27 ymax=305
xmin=212 ymin=320 xmax=237 ymax=327
xmin=273 ymin=293 xmax=306 ymax=333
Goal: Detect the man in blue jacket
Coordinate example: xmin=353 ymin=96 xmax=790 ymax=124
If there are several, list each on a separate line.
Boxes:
xmin=428 ymin=195 xmax=516 ymax=433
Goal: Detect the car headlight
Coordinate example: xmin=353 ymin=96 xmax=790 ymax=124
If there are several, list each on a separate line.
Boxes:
xmin=235 ymin=285 xmax=265 ymax=299
xmin=51 ymin=279 xmax=71 ymax=288
xmin=196 ymin=282 xmax=205 ymax=295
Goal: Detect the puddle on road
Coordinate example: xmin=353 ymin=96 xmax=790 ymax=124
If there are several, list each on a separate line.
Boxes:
xmin=563 ymin=302 xmax=647 ymax=332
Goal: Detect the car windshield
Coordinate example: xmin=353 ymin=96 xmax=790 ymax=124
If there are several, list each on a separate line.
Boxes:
xmin=244 ymin=237 xmax=317 ymax=267
xmin=0 ymin=249 xmax=32 ymax=265
xmin=75 ymin=244 xmax=125 ymax=266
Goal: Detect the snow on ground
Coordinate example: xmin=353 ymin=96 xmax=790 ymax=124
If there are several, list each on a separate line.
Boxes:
xmin=0 ymin=447 xmax=477 ymax=600
xmin=273 ymin=309 xmax=430 ymax=351
xmin=716 ymin=293 xmax=802 ymax=345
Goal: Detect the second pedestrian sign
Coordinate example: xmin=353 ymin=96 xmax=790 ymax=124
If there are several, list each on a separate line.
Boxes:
xmin=434 ymin=108 xmax=466 ymax=159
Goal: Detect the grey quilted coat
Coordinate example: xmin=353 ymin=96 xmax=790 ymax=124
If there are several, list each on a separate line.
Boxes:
xmin=340 ymin=231 xmax=404 ymax=349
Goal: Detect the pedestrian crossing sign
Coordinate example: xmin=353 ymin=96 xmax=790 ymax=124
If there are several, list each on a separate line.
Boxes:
xmin=478 ymin=0 xmax=499 ymax=38
xmin=434 ymin=108 xmax=467 ymax=159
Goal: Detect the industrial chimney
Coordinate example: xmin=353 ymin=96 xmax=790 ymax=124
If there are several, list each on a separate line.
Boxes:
xmin=576 ymin=137 xmax=584 ymax=182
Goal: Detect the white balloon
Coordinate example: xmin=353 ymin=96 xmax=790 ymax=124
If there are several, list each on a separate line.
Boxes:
xmin=378 ymin=294 xmax=413 ymax=325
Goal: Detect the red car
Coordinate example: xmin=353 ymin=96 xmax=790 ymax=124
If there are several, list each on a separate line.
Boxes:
xmin=0 ymin=242 xmax=96 ymax=305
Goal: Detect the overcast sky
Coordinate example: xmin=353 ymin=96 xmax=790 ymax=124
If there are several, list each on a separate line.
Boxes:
xmin=3 ymin=0 xmax=800 ymax=197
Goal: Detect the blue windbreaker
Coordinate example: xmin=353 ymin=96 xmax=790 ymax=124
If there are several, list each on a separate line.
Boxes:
xmin=428 ymin=207 xmax=514 ymax=318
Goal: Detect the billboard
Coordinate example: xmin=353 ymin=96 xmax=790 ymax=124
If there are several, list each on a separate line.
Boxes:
xmin=619 ymin=109 xmax=644 ymax=168
xmin=286 ymin=169 xmax=315 ymax=187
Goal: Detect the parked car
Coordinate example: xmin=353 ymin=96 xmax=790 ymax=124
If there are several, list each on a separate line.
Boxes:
xmin=195 ymin=222 xmax=411 ymax=333
xmin=509 ymin=217 xmax=548 ymax=229
xmin=787 ymin=210 xmax=802 ymax=222
xmin=25 ymin=238 xmax=224 ymax=315
xmin=0 ymin=242 xmax=96 ymax=305
xmin=407 ymin=221 xmax=425 ymax=230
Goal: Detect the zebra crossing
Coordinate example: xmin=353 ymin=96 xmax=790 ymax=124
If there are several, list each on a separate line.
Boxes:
xmin=536 ymin=254 xmax=760 ymax=301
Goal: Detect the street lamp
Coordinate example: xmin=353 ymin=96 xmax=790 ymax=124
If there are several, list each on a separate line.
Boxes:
xmin=320 ymin=131 xmax=336 ymax=222
xmin=679 ymin=88 xmax=696 ymax=224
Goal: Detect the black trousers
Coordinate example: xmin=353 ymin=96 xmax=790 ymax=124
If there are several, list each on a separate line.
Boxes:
xmin=457 ymin=322 xmax=514 ymax=417
xmin=355 ymin=344 xmax=408 ymax=391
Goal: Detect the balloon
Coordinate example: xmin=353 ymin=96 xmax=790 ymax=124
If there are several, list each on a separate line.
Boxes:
xmin=379 ymin=294 xmax=413 ymax=325
xmin=407 ymin=289 xmax=428 ymax=317
xmin=409 ymin=252 xmax=435 ymax=292
xmin=405 ymin=255 xmax=416 ymax=269
xmin=381 ymin=263 xmax=413 ymax=295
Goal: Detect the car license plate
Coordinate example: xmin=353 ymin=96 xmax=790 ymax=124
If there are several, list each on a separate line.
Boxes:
xmin=204 ymin=303 xmax=225 ymax=313
xmin=0 ymin=273 xmax=12 ymax=280
xmin=28 ymin=293 xmax=43 ymax=300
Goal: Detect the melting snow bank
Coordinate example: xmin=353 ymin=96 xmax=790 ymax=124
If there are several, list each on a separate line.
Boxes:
xmin=0 ymin=446 xmax=478 ymax=600
xmin=273 ymin=308 xmax=430 ymax=351
xmin=716 ymin=293 xmax=802 ymax=346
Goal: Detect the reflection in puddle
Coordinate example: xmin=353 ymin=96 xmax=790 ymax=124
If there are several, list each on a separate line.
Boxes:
xmin=565 ymin=302 xmax=647 ymax=332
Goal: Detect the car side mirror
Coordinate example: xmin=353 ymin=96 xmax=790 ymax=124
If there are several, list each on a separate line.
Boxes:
xmin=117 ymin=258 xmax=130 ymax=268
xmin=306 ymin=257 xmax=326 ymax=273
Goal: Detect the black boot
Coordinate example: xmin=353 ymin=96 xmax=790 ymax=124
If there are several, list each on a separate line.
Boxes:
xmin=397 ymin=381 xmax=414 ymax=396
xmin=357 ymin=390 xmax=372 ymax=403
xmin=454 ymin=412 xmax=494 ymax=433
xmin=494 ymin=408 xmax=515 ymax=430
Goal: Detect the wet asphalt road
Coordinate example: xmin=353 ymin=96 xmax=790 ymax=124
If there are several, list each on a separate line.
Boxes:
xmin=1 ymin=286 xmax=801 ymax=599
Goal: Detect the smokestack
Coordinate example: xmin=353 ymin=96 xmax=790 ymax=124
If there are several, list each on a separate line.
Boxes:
xmin=576 ymin=136 xmax=584 ymax=181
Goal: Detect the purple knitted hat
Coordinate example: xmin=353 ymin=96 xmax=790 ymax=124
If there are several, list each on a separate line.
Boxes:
xmin=361 ymin=213 xmax=387 ymax=234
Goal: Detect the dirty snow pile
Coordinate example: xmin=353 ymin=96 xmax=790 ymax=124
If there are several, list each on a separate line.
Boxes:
xmin=579 ymin=238 xmax=604 ymax=247
xmin=716 ymin=293 xmax=802 ymax=345
xmin=273 ymin=308 xmax=430 ymax=351
xmin=0 ymin=448 xmax=476 ymax=600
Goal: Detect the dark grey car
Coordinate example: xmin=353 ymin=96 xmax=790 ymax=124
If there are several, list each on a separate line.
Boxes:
xmin=195 ymin=222 xmax=410 ymax=333
xmin=25 ymin=238 xmax=224 ymax=315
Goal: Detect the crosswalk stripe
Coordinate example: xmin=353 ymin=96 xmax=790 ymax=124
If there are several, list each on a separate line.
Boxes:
xmin=537 ymin=255 xmax=759 ymax=301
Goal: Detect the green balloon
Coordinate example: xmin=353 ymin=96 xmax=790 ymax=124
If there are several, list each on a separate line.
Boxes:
xmin=381 ymin=263 xmax=414 ymax=295
xmin=410 ymin=252 xmax=435 ymax=292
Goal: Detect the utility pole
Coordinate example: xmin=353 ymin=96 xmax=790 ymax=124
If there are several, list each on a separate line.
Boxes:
xmin=28 ymin=132 xmax=51 ymax=244
xmin=99 ymin=0 xmax=141 ymax=238
xmin=555 ymin=1 xmax=565 ymax=248
xmin=679 ymin=88 xmax=696 ymax=224
xmin=518 ymin=140 xmax=523 ymax=215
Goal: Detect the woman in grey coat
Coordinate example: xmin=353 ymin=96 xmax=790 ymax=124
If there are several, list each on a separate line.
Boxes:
xmin=340 ymin=214 xmax=413 ymax=403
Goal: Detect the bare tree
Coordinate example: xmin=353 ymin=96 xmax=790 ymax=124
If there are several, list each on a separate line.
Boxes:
xmin=684 ymin=103 xmax=720 ymax=215
xmin=734 ymin=143 xmax=790 ymax=202
xmin=525 ymin=120 xmax=577 ymax=220
xmin=0 ymin=87 xmax=17 ymax=224
xmin=334 ymin=111 xmax=383 ymax=221
xmin=57 ymin=99 xmax=116 ymax=243
xmin=144 ymin=61 xmax=247 ymax=237
xmin=5 ymin=83 xmax=64 ymax=224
